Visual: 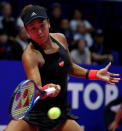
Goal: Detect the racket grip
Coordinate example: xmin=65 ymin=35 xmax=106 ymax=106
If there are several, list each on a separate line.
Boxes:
xmin=45 ymin=88 xmax=56 ymax=95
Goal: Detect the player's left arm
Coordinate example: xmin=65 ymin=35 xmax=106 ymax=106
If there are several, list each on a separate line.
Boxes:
xmin=57 ymin=33 xmax=120 ymax=85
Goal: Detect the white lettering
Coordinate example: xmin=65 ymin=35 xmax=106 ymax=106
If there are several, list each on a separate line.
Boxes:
xmin=68 ymin=82 xmax=119 ymax=110
xmin=83 ymin=83 xmax=103 ymax=110
xmin=68 ymin=83 xmax=83 ymax=109
xmin=105 ymin=84 xmax=118 ymax=105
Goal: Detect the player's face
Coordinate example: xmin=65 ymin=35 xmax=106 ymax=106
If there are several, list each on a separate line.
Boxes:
xmin=26 ymin=18 xmax=50 ymax=46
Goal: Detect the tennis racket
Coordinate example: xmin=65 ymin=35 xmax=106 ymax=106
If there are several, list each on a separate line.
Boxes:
xmin=9 ymin=80 xmax=55 ymax=120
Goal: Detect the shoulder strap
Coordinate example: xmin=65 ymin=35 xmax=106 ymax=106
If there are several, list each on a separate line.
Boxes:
xmin=50 ymin=35 xmax=64 ymax=49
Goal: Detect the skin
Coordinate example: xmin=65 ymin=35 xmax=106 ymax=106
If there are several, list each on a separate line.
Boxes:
xmin=109 ymin=104 xmax=122 ymax=131
xmin=5 ymin=18 xmax=120 ymax=131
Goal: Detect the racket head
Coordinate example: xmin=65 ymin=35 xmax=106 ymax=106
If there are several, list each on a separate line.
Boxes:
xmin=9 ymin=80 xmax=37 ymax=120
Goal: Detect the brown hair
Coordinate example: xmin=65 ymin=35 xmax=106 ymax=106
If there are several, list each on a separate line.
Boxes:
xmin=21 ymin=4 xmax=33 ymax=19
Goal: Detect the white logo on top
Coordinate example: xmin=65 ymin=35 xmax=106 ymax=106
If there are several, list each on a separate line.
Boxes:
xmin=31 ymin=12 xmax=37 ymax=17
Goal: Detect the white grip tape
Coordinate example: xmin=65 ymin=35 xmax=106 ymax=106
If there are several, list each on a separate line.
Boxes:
xmin=45 ymin=88 xmax=55 ymax=95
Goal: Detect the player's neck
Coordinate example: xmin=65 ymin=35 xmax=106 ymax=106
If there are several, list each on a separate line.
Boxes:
xmin=43 ymin=36 xmax=55 ymax=50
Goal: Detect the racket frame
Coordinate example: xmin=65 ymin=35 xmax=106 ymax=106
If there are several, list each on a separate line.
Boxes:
xmin=9 ymin=80 xmax=55 ymax=120
xmin=9 ymin=80 xmax=44 ymax=120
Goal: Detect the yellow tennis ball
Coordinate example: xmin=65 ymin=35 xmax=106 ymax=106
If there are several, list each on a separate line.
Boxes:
xmin=48 ymin=107 xmax=61 ymax=119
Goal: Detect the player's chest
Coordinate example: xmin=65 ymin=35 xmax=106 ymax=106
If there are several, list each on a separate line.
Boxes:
xmin=39 ymin=50 xmax=71 ymax=76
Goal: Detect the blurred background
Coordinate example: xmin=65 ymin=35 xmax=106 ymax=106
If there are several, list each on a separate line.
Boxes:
xmin=0 ymin=0 xmax=122 ymax=131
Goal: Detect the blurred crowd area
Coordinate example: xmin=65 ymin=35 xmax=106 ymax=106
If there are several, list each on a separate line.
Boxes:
xmin=0 ymin=0 xmax=122 ymax=65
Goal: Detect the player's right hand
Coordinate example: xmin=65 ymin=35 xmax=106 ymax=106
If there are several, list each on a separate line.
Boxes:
xmin=47 ymin=84 xmax=61 ymax=97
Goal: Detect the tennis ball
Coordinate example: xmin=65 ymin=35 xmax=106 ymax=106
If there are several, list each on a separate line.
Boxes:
xmin=48 ymin=107 xmax=61 ymax=119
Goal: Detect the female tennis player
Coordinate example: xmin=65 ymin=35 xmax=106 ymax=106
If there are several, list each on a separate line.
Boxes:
xmin=5 ymin=5 xmax=120 ymax=131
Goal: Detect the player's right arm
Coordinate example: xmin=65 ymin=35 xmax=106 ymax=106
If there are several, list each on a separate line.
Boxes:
xmin=22 ymin=43 xmax=60 ymax=97
xmin=22 ymin=44 xmax=43 ymax=89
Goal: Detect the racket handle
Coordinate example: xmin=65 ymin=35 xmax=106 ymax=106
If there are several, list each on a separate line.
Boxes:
xmin=45 ymin=87 xmax=56 ymax=95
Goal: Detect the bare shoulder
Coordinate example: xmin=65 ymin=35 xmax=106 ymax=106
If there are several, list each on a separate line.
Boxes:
xmin=50 ymin=33 xmax=66 ymax=41
xmin=50 ymin=33 xmax=68 ymax=49
xmin=22 ymin=44 xmax=33 ymax=62
xmin=50 ymin=33 xmax=65 ymax=38
xmin=22 ymin=43 xmax=45 ymax=66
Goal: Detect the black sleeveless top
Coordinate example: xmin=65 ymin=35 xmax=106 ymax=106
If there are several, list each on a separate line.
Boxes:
xmin=23 ymin=36 xmax=78 ymax=130
xmin=32 ymin=36 xmax=71 ymax=108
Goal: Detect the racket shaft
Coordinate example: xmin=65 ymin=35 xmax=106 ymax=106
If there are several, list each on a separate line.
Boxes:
xmin=34 ymin=93 xmax=45 ymax=104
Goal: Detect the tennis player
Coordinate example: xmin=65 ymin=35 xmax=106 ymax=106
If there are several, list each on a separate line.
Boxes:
xmin=5 ymin=5 xmax=120 ymax=131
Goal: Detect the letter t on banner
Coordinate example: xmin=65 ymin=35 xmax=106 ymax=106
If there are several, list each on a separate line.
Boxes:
xmin=68 ymin=83 xmax=84 ymax=109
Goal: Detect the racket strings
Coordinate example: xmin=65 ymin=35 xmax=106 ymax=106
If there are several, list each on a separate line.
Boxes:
xmin=11 ymin=83 xmax=35 ymax=119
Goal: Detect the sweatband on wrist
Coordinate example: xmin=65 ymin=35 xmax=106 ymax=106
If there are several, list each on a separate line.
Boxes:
xmin=42 ymin=84 xmax=49 ymax=90
xmin=88 ymin=70 xmax=98 ymax=80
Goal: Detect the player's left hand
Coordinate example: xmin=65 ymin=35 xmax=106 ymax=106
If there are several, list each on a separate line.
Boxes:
xmin=96 ymin=62 xmax=120 ymax=85
xmin=108 ymin=121 xmax=118 ymax=131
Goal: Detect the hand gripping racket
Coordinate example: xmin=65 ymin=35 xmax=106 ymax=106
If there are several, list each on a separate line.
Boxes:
xmin=9 ymin=80 xmax=55 ymax=120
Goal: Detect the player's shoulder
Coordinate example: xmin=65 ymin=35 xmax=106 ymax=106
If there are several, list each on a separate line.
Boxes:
xmin=50 ymin=33 xmax=66 ymax=40
xmin=22 ymin=43 xmax=45 ymax=66
xmin=50 ymin=33 xmax=68 ymax=49
xmin=22 ymin=43 xmax=33 ymax=62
